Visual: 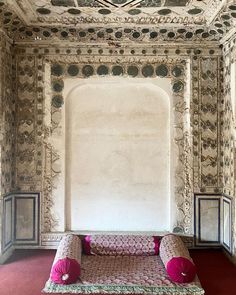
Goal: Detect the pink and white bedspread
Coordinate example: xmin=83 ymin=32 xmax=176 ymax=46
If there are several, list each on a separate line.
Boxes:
xmin=44 ymin=254 xmax=204 ymax=294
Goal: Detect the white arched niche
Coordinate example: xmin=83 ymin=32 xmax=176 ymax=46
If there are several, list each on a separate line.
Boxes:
xmin=63 ymin=77 xmax=174 ymax=232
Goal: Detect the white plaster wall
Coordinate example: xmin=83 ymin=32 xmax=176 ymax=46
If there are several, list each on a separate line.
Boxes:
xmin=64 ymin=78 xmax=172 ymax=231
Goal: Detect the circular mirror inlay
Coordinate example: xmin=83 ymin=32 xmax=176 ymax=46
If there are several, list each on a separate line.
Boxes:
xmin=158 ymin=9 xmax=171 ymax=15
xmin=112 ymin=0 xmax=127 ymax=3
xmin=185 ymin=32 xmax=193 ymax=38
xmin=142 ymin=65 xmax=154 ymax=77
xmin=172 ymin=66 xmax=183 ymax=77
xmin=202 ymin=32 xmax=210 ymax=38
xmin=79 ymin=31 xmax=86 ymax=37
xmin=53 ymin=80 xmax=64 ymax=92
xmin=221 ymin=14 xmax=230 ymax=20
xmin=43 ymin=31 xmax=50 ymax=37
xmin=82 ymin=65 xmax=94 ymax=77
xmin=115 ymin=31 xmax=122 ymax=38
xmin=128 ymin=9 xmax=141 ymax=15
xmin=98 ymin=9 xmax=111 ymax=15
xmin=51 ymin=64 xmax=63 ymax=76
xmin=36 ymin=8 xmax=51 ymax=14
xmin=67 ymin=8 xmax=81 ymax=14
xmin=156 ymin=64 xmax=168 ymax=77
xmin=132 ymin=31 xmax=140 ymax=38
xmin=68 ymin=65 xmax=79 ymax=76
xmin=172 ymin=81 xmax=184 ymax=93
xmin=52 ymin=95 xmax=63 ymax=108
xmin=188 ymin=8 xmax=202 ymax=15
xmin=160 ymin=29 xmax=167 ymax=34
xmin=127 ymin=65 xmax=139 ymax=77
xmin=106 ymin=28 xmax=113 ymax=33
xmin=97 ymin=65 xmax=109 ymax=76
xmin=150 ymin=31 xmax=158 ymax=38
xmin=229 ymin=5 xmax=236 ymax=10
xmin=195 ymin=29 xmax=204 ymax=34
xmin=112 ymin=65 xmax=123 ymax=76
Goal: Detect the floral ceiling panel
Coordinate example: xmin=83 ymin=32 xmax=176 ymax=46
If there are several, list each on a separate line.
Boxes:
xmin=6 ymin=0 xmax=229 ymax=26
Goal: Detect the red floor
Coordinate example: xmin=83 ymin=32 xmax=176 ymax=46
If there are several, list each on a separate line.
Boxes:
xmin=0 ymin=249 xmax=235 ymax=295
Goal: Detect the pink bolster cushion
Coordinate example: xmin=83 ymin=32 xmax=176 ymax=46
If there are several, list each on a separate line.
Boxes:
xmin=51 ymin=257 xmax=80 ymax=285
xmin=50 ymin=234 xmax=82 ymax=285
xmin=82 ymin=235 xmax=160 ymax=256
xmin=159 ymin=234 xmax=196 ymax=283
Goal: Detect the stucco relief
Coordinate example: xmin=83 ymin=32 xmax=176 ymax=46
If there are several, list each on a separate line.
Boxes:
xmin=0 ymin=32 xmax=15 ymax=196
xmin=12 ymin=45 xmax=222 ymax=240
xmin=41 ymin=56 xmax=193 ymax=234
xmin=222 ymin=34 xmax=236 ymax=260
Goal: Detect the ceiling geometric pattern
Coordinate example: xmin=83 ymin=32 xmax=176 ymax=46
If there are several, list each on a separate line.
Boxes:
xmin=0 ymin=0 xmax=235 ymax=43
xmin=6 ymin=0 xmax=226 ymax=26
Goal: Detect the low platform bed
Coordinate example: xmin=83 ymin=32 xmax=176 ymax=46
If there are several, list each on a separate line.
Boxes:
xmin=43 ymin=234 xmax=205 ymax=295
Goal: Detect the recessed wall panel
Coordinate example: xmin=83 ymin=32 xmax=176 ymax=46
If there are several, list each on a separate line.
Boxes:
xmin=194 ymin=195 xmax=221 ymax=246
xmin=14 ymin=194 xmax=39 ymax=245
xmin=66 ymin=79 xmax=171 ymax=232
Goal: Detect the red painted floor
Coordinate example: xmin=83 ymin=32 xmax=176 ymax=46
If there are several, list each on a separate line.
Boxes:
xmin=0 ymin=249 xmax=235 ymax=295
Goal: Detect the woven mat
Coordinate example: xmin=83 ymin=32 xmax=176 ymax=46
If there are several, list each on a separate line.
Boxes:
xmin=43 ymin=255 xmax=204 ymax=294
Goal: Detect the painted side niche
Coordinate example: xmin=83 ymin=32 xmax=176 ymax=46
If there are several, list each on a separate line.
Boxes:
xmin=63 ymin=78 xmax=173 ymax=231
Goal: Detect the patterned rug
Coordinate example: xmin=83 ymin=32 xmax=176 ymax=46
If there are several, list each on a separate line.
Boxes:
xmin=43 ymin=255 xmax=204 ymax=294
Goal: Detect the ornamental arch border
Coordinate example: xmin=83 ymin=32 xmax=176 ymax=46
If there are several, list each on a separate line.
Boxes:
xmin=42 ymin=57 xmax=193 ymax=235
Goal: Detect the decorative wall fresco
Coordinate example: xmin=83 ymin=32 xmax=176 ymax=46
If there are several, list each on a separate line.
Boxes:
xmin=0 ymin=31 xmax=15 ymax=254
xmin=11 ymin=44 xmax=222 ymax=240
xmin=0 ymin=0 xmax=235 ymax=262
xmin=222 ymin=34 xmax=236 ymax=260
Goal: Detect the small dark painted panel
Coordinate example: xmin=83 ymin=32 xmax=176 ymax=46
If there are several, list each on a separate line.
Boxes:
xmin=112 ymin=0 xmax=127 ymax=4
xmin=97 ymin=65 xmax=109 ymax=75
xmin=171 ymin=66 xmax=183 ymax=77
xmin=156 ymin=64 xmax=168 ymax=77
xmin=128 ymin=9 xmax=141 ymax=15
xmin=172 ymin=80 xmax=184 ymax=92
xmin=127 ymin=66 xmax=139 ymax=77
xmin=51 ymin=64 xmax=64 ymax=76
xmin=188 ymin=8 xmax=202 ymax=15
xmin=165 ymin=0 xmax=188 ymax=6
xmin=158 ymin=9 xmax=172 ymax=15
xmin=112 ymin=65 xmax=124 ymax=76
xmin=67 ymin=8 xmax=81 ymax=14
xmin=142 ymin=65 xmax=154 ymax=77
xmin=51 ymin=0 xmax=75 ymax=6
xmin=52 ymin=80 xmax=64 ymax=92
xmin=52 ymin=95 xmax=64 ymax=108
xmin=36 ymin=8 xmax=51 ymax=14
xmin=98 ymin=9 xmax=111 ymax=15
xmin=82 ymin=65 xmax=94 ymax=77
xmin=67 ymin=65 xmax=79 ymax=76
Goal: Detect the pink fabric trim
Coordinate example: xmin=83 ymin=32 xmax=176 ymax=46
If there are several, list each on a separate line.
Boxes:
xmin=153 ymin=236 xmax=160 ymax=255
xmin=83 ymin=235 xmax=91 ymax=255
xmin=166 ymin=257 xmax=196 ymax=283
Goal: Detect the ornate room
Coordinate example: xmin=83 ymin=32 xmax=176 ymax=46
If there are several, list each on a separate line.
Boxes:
xmin=0 ymin=0 xmax=236 ymax=295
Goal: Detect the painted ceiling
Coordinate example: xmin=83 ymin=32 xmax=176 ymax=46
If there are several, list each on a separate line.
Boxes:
xmin=6 ymin=0 xmax=227 ymax=26
xmin=0 ymin=0 xmax=236 ymax=42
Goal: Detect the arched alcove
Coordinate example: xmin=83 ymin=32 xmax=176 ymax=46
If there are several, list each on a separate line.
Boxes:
xmin=64 ymin=78 xmax=173 ymax=231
